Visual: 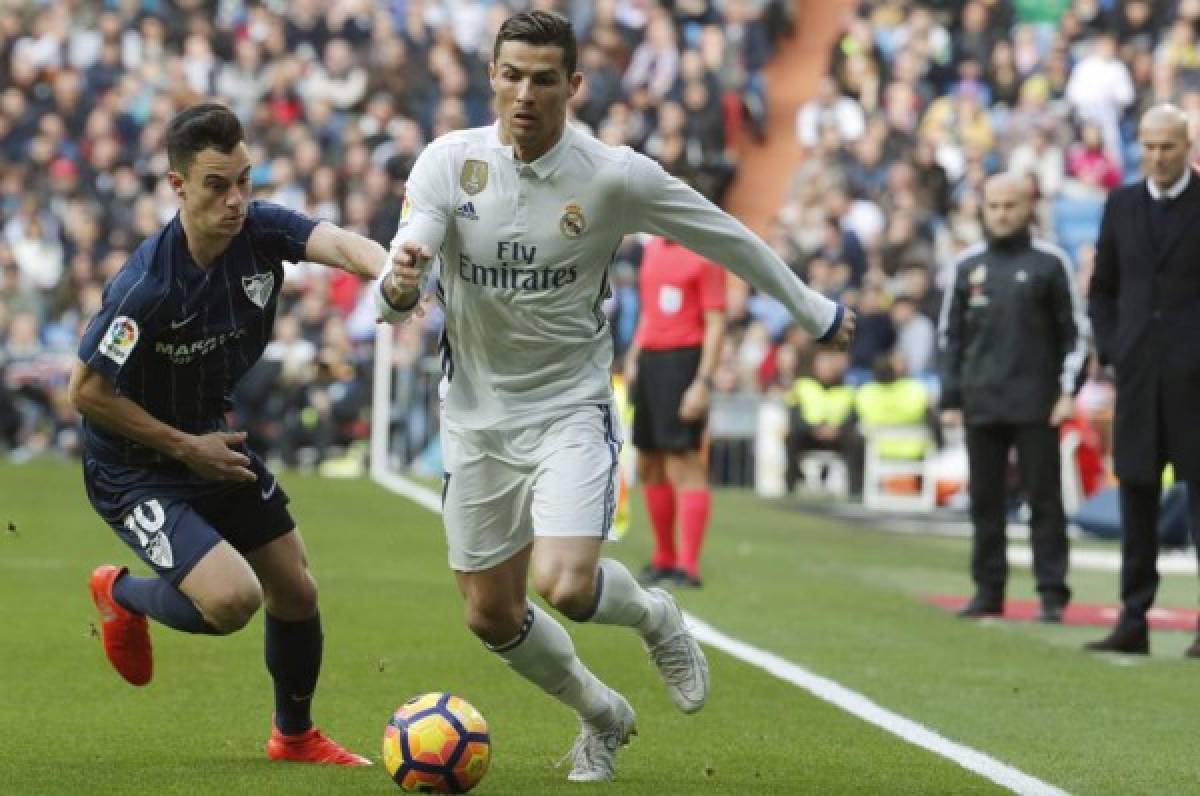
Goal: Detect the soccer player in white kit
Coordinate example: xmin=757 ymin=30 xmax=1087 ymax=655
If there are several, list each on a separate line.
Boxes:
xmin=377 ymin=11 xmax=857 ymax=783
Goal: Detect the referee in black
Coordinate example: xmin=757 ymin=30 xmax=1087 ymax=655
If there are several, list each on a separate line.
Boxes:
xmin=938 ymin=173 xmax=1089 ymax=622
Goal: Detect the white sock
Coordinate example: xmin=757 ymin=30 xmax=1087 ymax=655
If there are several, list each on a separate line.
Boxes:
xmin=488 ymin=602 xmax=613 ymax=725
xmin=587 ymin=559 xmax=670 ymax=644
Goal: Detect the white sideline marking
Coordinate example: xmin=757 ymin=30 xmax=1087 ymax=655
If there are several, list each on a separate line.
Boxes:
xmin=370 ymin=470 xmax=1068 ymax=796
xmin=1010 ymin=546 xmax=1197 ymax=575
xmin=683 ymin=614 xmax=1068 ymax=796
xmin=372 ymin=468 xmax=443 ymax=514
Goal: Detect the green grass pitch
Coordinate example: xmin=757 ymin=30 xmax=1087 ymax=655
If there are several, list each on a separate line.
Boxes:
xmin=2 ymin=459 xmax=1197 ymax=793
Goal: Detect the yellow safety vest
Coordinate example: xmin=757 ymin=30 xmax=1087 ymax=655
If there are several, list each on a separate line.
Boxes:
xmin=788 ymin=378 xmax=856 ymax=428
xmin=854 ymin=379 xmax=930 ymax=459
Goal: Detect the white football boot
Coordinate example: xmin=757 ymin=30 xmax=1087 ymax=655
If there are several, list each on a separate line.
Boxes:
xmin=562 ymin=690 xmax=637 ymax=782
xmin=645 ymin=587 xmax=709 ymax=713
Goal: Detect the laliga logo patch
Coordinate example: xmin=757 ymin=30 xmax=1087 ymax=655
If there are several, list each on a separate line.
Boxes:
xmin=560 ymin=201 xmax=586 ymax=238
xmin=99 ymin=315 xmax=139 ymax=365
xmin=242 ymin=272 xmax=275 ymax=309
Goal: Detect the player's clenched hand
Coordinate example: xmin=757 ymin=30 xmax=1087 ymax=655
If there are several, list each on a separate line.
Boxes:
xmin=382 ymin=241 xmax=431 ymax=309
xmin=825 ymin=308 xmax=857 ymax=352
xmin=181 ymin=431 xmax=256 ymax=482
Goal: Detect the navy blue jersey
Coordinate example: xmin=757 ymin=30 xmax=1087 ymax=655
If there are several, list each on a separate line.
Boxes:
xmin=78 ymin=200 xmax=317 ymax=467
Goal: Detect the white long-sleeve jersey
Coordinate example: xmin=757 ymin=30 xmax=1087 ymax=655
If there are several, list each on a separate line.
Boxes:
xmin=379 ymin=122 xmax=839 ymax=430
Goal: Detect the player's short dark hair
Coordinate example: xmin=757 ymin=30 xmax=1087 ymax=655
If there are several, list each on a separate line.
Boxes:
xmin=493 ymin=11 xmax=577 ymax=75
xmin=166 ymin=103 xmax=244 ymax=175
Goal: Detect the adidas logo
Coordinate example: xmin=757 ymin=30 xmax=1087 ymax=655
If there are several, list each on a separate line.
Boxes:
xmin=454 ymin=201 xmax=479 ymax=220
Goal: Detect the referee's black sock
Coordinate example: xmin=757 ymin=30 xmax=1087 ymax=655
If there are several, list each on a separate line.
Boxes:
xmin=265 ymin=612 xmax=323 ymax=735
xmin=112 ymin=573 xmax=218 ymax=634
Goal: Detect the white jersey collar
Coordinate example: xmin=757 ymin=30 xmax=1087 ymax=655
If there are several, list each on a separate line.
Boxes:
xmin=486 ymin=121 xmax=573 ymax=179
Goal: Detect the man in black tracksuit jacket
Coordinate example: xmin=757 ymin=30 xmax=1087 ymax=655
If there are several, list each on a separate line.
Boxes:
xmin=938 ymin=173 xmax=1089 ymax=622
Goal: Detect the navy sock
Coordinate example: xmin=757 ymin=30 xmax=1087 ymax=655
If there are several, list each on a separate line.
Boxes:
xmin=112 ymin=573 xmax=218 ymax=634
xmin=265 ymin=612 xmax=323 ymax=735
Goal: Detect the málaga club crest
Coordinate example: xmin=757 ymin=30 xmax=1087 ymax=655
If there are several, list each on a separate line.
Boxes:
xmin=242 ymin=272 xmax=274 ymax=308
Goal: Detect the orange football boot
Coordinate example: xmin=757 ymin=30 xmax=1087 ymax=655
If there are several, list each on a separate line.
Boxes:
xmin=89 ymin=565 xmax=153 ymax=686
xmin=267 ymin=724 xmax=372 ymax=766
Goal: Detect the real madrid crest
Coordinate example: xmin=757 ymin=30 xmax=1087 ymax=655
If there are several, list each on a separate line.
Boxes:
xmin=460 ymin=159 xmax=488 ymax=195
xmin=560 ymin=201 xmax=586 ymax=239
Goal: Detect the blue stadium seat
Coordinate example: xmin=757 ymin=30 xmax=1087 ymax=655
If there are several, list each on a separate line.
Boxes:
xmin=1122 ymin=140 xmax=1143 ymax=184
xmin=1053 ymin=196 xmax=1105 ymax=261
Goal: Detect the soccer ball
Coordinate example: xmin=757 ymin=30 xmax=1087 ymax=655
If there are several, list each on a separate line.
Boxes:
xmin=383 ymin=692 xmax=491 ymax=793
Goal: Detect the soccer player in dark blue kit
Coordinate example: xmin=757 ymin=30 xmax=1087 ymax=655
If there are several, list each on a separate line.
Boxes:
xmin=70 ymin=103 xmax=385 ymax=766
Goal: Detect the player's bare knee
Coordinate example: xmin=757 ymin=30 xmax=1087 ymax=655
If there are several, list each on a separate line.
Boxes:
xmin=465 ymin=600 xmax=525 ymax=647
xmin=263 ymin=569 xmax=318 ymax=620
xmin=637 ymin=453 xmax=666 ymax=484
xmin=542 ymin=577 xmax=597 ymax=622
xmin=290 ymin=571 xmax=318 ymax=617
xmin=200 ymin=581 xmax=263 ymax=633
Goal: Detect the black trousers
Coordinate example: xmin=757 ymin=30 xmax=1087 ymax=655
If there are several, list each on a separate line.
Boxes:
xmin=1115 ymin=480 xmax=1200 ymax=630
xmin=785 ymin=412 xmax=865 ymax=497
xmin=965 ymin=423 xmax=1070 ymax=604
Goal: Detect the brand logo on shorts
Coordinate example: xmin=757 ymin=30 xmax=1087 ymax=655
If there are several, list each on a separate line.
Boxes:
xmin=460 ymin=160 xmax=489 ymax=195
xmin=242 ymin=272 xmax=275 ymax=309
xmin=560 ymin=201 xmax=586 ymax=238
xmin=123 ymin=499 xmax=174 ymax=568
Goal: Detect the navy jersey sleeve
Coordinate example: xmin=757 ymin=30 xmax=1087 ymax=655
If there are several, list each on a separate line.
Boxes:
xmin=246 ymin=200 xmax=318 ymax=264
xmin=77 ymin=260 xmax=165 ymax=382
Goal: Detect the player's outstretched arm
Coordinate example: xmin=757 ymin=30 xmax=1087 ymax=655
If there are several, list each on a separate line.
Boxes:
xmin=68 ymin=361 xmax=256 ymax=482
xmin=624 ymin=154 xmax=855 ymax=349
xmin=304 ymin=221 xmax=389 ymax=280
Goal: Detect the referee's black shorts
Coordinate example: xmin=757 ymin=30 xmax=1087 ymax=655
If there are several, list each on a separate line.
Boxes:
xmin=631 ymin=346 xmax=706 ymax=452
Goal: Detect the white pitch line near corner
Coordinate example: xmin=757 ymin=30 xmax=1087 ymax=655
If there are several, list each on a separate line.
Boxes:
xmin=681 ymin=613 xmax=1068 ymax=796
xmin=371 ymin=470 xmax=1068 ymax=796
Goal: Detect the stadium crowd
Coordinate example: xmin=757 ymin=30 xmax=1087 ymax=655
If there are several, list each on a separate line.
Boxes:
xmin=704 ymin=0 xmax=1199 ymax=494
xmin=0 ymin=0 xmax=1185 ymax=489
xmin=0 ymin=0 xmax=790 ymax=468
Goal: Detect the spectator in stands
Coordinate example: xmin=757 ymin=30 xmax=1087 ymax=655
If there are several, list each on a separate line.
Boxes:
xmin=1008 ymin=122 xmax=1066 ymax=201
xmin=1065 ymin=120 xmax=1123 ymax=194
xmin=796 ymin=75 xmax=865 ymax=150
xmin=890 ymin=295 xmax=936 ymax=377
xmin=623 ymin=9 xmax=679 ymax=105
xmin=847 ymin=283 xmax=897 ymax=384
xmin=938 ymin=173 xmax=1086 ymax=623
xmin=1066 ymin=33 xmax=1134 ymax=162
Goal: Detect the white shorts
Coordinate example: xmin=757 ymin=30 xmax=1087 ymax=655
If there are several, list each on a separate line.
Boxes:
xmin=441 ymin=404 xmax=623 ymax=572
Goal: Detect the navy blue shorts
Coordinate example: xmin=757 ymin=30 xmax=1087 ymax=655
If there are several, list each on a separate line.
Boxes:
xmin=83 ymin=450 xmax=294 ymax=586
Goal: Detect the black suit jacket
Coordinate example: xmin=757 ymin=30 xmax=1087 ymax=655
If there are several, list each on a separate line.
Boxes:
xmin=1088 ymin=173 xmax=1200 ymax=481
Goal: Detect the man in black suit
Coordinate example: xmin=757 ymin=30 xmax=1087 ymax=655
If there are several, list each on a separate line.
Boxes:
xmin=1086 ymin=104 xmax=1200 ymax=656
